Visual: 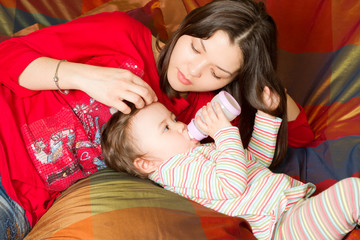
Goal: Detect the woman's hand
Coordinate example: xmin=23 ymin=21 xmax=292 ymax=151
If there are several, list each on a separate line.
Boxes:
xmin=195 ymin=102 xmax=232 ymax=138
xmin=19 ymin=58 xmax=158 ymax=114
xmin=75 ymin=64 xmax=158 ymax=114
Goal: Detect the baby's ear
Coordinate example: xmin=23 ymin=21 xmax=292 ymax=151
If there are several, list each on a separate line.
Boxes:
xmin=134 ymin=157 xmax=157 ymax=174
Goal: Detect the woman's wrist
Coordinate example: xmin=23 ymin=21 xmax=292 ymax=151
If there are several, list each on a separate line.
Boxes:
xmin=57 ymin=60 xmax=92 ymax=92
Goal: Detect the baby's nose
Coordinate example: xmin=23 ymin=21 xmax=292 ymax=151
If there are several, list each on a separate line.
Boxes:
xmin=176 ymin=121 xmax=186 ymax=133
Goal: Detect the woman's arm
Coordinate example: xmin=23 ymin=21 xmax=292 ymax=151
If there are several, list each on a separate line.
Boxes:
xmin=19 ymin=57 xmax=157 ymax=114
xmin=286 ymin=93 xmax=300 ymax=121
xmin=0 ymin=11 xmax=157 ymax=113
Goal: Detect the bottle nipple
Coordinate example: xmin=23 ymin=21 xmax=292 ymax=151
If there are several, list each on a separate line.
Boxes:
xmin=187 ymin=91 xmax=241 ymax=141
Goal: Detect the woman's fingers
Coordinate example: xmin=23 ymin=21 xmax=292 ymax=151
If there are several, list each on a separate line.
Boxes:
xmin=112 ymin=100 xmax=132 ymax=114
xmin=97 ymin=69 xmax=157 ymax=114
xmin=130 ymin=77 xmax=158 ymax=105
xmin=46 ymin=62 xmax=157 ymax=114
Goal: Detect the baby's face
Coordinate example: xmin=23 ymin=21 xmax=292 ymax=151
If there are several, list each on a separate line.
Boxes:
xmin=131 ymin=102 xmax=200 ymax=167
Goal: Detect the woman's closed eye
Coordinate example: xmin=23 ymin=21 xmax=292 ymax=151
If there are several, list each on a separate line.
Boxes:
xmin=191 ymin=43 xmax=200 ymax=54
xmin=191 ymin=42 xmax=223 ymax=80
xmin=211 ymin=70 xmax=221 ymax=79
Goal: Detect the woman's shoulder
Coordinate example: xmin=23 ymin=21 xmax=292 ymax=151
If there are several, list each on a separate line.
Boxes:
xmin=73 ymin=11 xmax=146 ymax=30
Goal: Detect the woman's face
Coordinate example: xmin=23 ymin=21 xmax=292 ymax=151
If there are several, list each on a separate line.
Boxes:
xmin=167 ymin=30 xmax=243 ymax=93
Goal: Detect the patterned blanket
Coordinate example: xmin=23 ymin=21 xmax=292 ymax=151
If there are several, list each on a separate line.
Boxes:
xmin=1 ymin=0 xmax=359 ymax=239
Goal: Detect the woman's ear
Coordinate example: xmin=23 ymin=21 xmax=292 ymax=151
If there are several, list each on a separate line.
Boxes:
xmin=134 ymin=157 xmax=157 ymax=174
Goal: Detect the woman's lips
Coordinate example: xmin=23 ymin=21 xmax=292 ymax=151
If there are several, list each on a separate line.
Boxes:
xmin=177 ymin=69 xmax=192 ymax=85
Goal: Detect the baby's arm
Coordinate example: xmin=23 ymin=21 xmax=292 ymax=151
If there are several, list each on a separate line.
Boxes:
xmin=247 ymin=112 xmax=282 ymax=167
xmin=194 ymin=103 xmax=248 ymax=196
xmin=244 ymin=86 xmax=282 ymax=167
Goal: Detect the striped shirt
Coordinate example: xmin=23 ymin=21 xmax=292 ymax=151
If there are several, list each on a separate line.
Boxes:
xmin=149 ymin=114 xmax=316 ymax=240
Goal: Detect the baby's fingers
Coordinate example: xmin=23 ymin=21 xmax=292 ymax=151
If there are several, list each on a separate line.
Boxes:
xmin=262 ymin=86 xmax=280 ymax=111
xmin=213 ymin=102 xmax=228 ymax=120
xmin=195 ymin=114 xmax=208 ymax=133
xmin=201 ymin=103 xmax=217 ymax=121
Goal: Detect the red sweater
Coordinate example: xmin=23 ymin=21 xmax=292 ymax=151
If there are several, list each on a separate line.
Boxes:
xmin=0 ymin=11 xmax=313 ymax=226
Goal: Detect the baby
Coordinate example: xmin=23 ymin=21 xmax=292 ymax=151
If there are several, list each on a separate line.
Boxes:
xmin=101 ymin=101 xmax=360 ymax=240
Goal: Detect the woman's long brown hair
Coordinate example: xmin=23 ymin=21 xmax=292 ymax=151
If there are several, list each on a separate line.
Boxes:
xmin=157 ymin=0 xmax=288 ymax=168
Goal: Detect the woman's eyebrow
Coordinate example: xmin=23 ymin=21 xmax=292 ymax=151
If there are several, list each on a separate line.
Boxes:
xmin=200 ymin=39 xmax=233 ymax=76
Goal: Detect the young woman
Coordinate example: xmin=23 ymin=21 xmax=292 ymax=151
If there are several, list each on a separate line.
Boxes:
xmin=0 ymin=0 xmax=313 ymax=237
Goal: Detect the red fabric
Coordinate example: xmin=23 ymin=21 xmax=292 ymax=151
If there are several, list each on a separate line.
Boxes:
xmin=287 ymin=103 xmax=314 ymax=148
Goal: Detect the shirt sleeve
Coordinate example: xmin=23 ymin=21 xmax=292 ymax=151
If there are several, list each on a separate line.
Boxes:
xmin=0 ymin=11 xmax=150 ymax=95
xmin=210 ymin=127 xmax=249 ymax=197
xmin=230 ymin=102 xmax=314 ymax=148
xmin=150 ymin=126 xmax=250 ymax=200
xmin=247 ymin=114 xmax=282 ymax=167
xmin=288 ymin=103 xmax=315 ymax=147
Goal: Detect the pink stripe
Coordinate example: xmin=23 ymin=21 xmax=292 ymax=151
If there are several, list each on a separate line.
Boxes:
xmin=251 ymin=137 xmax=276 ymax=149
xmin=248 ymin=147 xmax=273 ymax=161
xmin=258 ymin=177 xmax=283 ymax=213
xmin=303 ymin=199 xmax=324 ymax=237
xmin=194 ymin=159 xmax=207 ymax=195
xmin=253 ymin=127 xmax=277 ymax=138
xmin=349 ymin=179 xmax=358 ymax=222
xmin=181 ymin=164 xmax=189 ymax=189
xmin=316 ymin=186 xmax=341 ymax=236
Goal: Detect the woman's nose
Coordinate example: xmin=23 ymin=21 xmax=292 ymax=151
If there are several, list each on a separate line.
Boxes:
xmin=189 ymin=59 xmax=206 ymax=77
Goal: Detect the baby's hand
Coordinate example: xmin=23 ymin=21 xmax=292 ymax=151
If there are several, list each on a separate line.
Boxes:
xmin=262 ymin=86 xmax=280 ymax=111
xmin=195 ymin=102 xmax=232 ymax=138
xmin=258 ymin=86 xmax=279 ymax=119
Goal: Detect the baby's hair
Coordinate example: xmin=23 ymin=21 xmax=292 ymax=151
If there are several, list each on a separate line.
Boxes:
xmin=101 ymin=103 xmax=148 ymax=178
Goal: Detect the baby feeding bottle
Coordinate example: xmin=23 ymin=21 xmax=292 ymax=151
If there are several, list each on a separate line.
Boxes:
xmin=187 ymin=91 xmax=241 ymax=141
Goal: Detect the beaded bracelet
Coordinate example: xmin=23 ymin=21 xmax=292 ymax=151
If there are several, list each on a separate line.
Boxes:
xmin=53 ymin=60 xmax=69 ymax=95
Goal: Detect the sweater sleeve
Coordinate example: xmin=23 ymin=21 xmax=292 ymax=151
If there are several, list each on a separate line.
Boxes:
xmin=247 ymin=114 xmax=282 ymax=167
xmin=210 ymin=127 xmax=249 ymax=197
xmin=0 ymin=11 xmax=150 ymax=95
xmin=150 ymin=127 xmax=249 ymax=200
xmin=230 ymin=102 xmax=314 ymax=148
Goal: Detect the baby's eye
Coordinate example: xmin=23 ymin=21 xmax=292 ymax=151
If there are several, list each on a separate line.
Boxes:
xmin=164 ymin=125 xmax=169 ymax=132
xmin=174 ymin=117 xmax=177 ymax=122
